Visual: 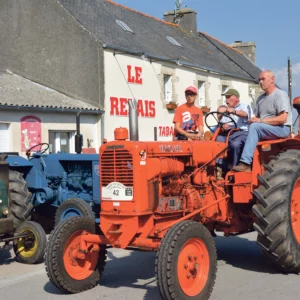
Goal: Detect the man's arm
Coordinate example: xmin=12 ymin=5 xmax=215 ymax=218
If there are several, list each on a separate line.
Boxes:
xmin=249 ymin=112 xmax=288 ymax=125
xmin=196 ymin=125 xmax=204 ymax=138
xmin=226 ymin=107 xmax=248 ymax=118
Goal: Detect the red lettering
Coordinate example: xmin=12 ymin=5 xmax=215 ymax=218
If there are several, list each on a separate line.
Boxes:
xmin=144 ymin=100 xmax=149 ymax=116
xmin=148 ymin=101 xmax=156 ymax=117
xmin=137 ymin=100 xmax=145 ymax=117
xmin=135 ymin=67 xmax=142 ymax=84
xmin=159 ymin=126 xmax=163 ymax=136
xmin=110 ymin=97 xmax=155 ymax=118
xmin=170 ymin=127 xmax=174 ymax=136
xmin=127 ymin=65 xmax=135 ymax=83
xmin=120 ymin=98 xmax=128 ymax=116
xmin=162 ymin=127 xmax=166 ymax=136
xmin=166 ymin=126 xmax=170 ymax=136
xmin=110 ymin=97 xmax=119 ymax=115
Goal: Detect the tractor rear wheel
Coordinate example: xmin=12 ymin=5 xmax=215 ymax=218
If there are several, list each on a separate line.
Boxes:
xmin=13 ymin=221 xmax=47 ymax=264
xmin=156 ymin=220 xmax=217 ymax=300
xmin=253 ymin=149 xmax=300 ymax=273
xmin=8 ymin=170 xmax=32 ymax=229
xmin=45 ymin=216 xmax=107 ymax=293
xmin=54 ymin=198 xmax=95 ymax=226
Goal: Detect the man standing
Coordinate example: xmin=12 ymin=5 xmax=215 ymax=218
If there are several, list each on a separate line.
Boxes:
xmin=233 ymin=70 xmax=291 ymax=172
xmin=173 ymin=86 xmax=204 ymax=140
xmin=217 ymin=89 xmax=251 ymax=166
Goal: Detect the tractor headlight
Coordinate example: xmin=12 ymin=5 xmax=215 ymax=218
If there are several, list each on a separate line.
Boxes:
xmin=1 ymin=206 xmax=9 ymax=216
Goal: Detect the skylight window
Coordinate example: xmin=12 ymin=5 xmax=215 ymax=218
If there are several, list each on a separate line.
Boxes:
xmin=167 ymin=36 xmax=182 ymax=47
xmin=116 ymin=20 xmax=134 ymax=33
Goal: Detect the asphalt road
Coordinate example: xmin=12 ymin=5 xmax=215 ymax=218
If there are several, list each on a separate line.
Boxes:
xmin=0 ymin=232 xmax=299 ymax=300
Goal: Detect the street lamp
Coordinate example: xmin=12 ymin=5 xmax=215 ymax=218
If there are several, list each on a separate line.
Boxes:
xmin=288 ymin=53 xmax=300 ymax=105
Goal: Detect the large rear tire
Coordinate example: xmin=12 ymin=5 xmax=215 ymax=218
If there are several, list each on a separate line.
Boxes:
xmin=8 ymin=170 xmax=32 ymax=229
xmin=253 ymin=149 xmax=300 ymax=273
xmin=156 ymin=220 xmax=217 ymax=300
xmin=45 ymin=216 xmax=107 ymax=293
xmin=54 ymin=198 xmax=95 ymax=227
xmin=13 ymin=221 xmax=47 ymax=264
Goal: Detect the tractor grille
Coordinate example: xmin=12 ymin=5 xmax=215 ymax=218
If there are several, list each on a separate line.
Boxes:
xmin=101 ymin=150 xmax=133 ymax=186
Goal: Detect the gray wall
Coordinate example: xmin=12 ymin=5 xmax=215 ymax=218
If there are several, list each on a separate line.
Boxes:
xmin=0 ymin=0 xmax=104 ymax=108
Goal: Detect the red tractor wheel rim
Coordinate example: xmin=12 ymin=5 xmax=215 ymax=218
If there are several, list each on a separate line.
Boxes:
xmin=291 ymin=178 xmax=300 ymax=243
xmin=63 ymin=230 xmax=99 ymax=280
xmin=177 ymin=237 xmax=210 ymax=296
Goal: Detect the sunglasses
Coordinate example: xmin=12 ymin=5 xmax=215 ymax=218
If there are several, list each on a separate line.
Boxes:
xmin=185 ymin=93 xmax=196 ymax=96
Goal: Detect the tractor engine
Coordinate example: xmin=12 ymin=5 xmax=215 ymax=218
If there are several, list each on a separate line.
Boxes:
xmin=157 ymin=176 xmax=202 ymax=213
xmin=100 ymin=141 xmax=227 ymax=227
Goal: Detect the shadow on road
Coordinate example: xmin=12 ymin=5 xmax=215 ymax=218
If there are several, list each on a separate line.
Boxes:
xmin=215 ymin=234 xmax=278 ymax=274
xmin=102 ymin=250 xmax=161 ymax=300
xmin=43 ymin=233 xmax=278 ymax=298
xmin=0 ymin=245 xmax=15 ymax=265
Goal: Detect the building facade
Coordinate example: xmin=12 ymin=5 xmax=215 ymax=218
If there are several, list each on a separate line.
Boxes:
xmin=0 ymin=0 xmax=261 ymax=154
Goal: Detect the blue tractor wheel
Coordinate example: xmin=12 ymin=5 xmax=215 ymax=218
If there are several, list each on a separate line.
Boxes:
xmin=54 ymin=198 xmax=95 ymax=226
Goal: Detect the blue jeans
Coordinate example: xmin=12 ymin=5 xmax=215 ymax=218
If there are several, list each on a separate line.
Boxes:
xmin=216 ymin=131 xmax=248 ymax=166
xmin=240 ymin=123 xmax=290 ymax=165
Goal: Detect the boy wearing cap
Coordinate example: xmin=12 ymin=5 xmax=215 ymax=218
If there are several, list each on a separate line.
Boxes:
xmin=218 ymin=88 xmax=252 ymax=166
xmin=173 ymin=86 xmax=204 ymax=140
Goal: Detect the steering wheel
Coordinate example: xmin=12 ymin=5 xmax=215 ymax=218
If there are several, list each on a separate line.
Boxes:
xmin=26 ymin=143 xmax=49 ymax=157
xmin=205 ymin=111 xmax=237 ymax=132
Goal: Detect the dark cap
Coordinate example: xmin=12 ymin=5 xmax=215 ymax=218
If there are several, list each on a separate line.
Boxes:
xmin=222 ymin=88 xmax=240 ymax=98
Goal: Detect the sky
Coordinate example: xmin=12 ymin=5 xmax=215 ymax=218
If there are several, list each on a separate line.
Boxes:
xmin=115 ymin=0 xmax=300 ymax=99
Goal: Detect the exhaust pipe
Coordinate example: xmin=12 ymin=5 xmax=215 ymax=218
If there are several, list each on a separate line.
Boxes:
xmin=75 ymin=112 xmax=83 ymax=153
xmin=128 ymin=99 xmax=139 ymax=141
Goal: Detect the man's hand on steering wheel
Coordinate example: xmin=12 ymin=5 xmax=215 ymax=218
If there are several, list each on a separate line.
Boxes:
xmin=205 ymin=111 xmax=237 ymax=132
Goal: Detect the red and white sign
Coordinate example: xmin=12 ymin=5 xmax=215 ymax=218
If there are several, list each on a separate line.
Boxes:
xmin=158 ymin=125 xmax=174 ymax=137
xmin=110 ymin=97 xmax=156 ymax=117
xmin=127 ymin=65 xmax=142 ymax=84
xmin=20 ymin=116 xmax=42 ymax=151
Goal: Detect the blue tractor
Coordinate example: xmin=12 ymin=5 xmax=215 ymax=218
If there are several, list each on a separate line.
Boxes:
xmin=5 ymin=145 xmax=100 ymax=231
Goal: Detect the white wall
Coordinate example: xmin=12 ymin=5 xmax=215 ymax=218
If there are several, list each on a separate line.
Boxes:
xmin=0 ymin=111 xmax=100 ymax=156
xmin=104 ymin=51 xmax=257 ymax=142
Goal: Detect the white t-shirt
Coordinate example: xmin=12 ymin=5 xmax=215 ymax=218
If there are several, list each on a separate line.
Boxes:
xmin=220 ymin=103 xmax=252 ymax=131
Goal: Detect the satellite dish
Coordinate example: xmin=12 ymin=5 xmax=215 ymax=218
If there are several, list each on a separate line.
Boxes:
xmin=175 ymin=0 xmax=182 ymax=9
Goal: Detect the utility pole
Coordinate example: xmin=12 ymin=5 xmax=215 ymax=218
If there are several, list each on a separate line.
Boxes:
xmin=288 ymin=56 xmax=292 ymax=106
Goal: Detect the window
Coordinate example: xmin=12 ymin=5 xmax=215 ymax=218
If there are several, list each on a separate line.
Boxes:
xmin=49 ymin=131 xmax=75 ymax=154
xmin=116 ymin=20 xmax=134 ymax=33
xmin=166 ymin=36 xmax=182 ymax=47
xmin=0 ymin=123 xmax=9 ymax=152
xmin=164 ymin=75 xmax=172 ymax=102
xmin=222 ymin=85 xmax=229 ymax=104
xmin=198 ymin=81 xmax=206 ymax=107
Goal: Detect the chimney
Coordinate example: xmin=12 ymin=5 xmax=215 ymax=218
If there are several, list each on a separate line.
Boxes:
xmin=230 ymin=41 xmax=256 ymax=64
xmin=164 ymin=8 xmax=197 ymax=34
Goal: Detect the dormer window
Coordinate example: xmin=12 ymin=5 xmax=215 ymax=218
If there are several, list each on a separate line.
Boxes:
xmin=116 ymin=20 xmax=134 ymax=33
xmin=167 ymin=36 xmax=182 ymax=47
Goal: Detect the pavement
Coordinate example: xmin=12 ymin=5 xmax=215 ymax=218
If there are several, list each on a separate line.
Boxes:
xmin=0 ymin=232 xmax=299 ymax=300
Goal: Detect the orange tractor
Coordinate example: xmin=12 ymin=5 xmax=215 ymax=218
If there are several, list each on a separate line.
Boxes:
xmin=46 ymin=98 xmax=300 ymax=300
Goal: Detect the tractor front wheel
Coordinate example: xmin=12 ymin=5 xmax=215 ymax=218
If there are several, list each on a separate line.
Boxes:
xmin=45 ymin=216 xmax=107 ymax=293
xmin=156 ymin=220 xmax=217 ymax=300
xmin=253 ymin=149 xmax=300 ymax=273
xmin=13 ymin=221 xmax=47 ymax=264
xmin=54 ymin=198 xmax=95 ymax=226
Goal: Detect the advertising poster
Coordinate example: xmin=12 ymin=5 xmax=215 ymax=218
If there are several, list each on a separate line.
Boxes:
xmin=20 ymin=116 xmax=42 ymax=151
